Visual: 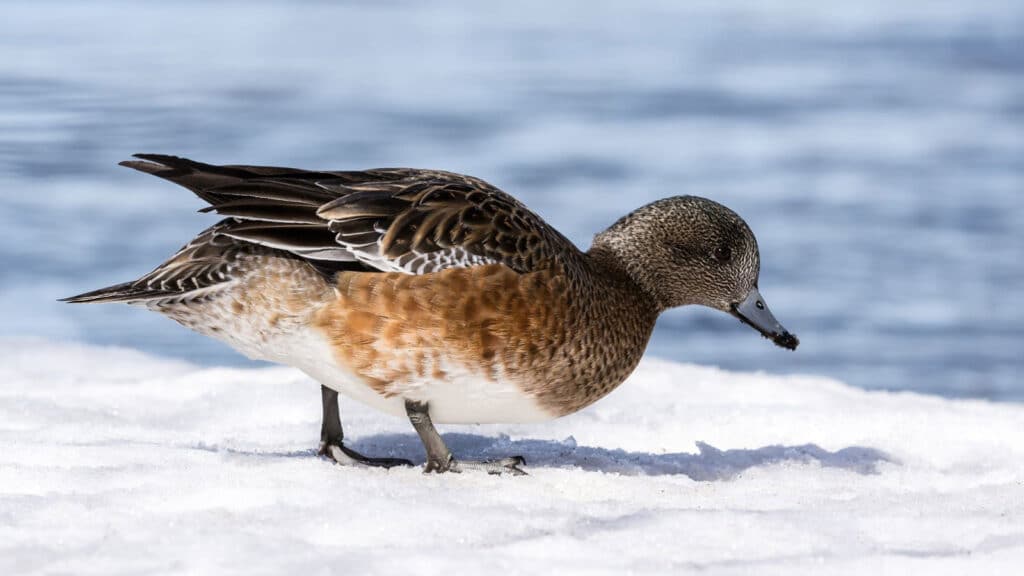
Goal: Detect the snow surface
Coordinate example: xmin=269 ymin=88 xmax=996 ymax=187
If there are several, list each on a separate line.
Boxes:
xmin=2 ymin=339 xmax=1023 ymax=575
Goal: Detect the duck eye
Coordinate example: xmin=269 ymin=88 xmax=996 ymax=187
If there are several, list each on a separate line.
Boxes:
xmin=713 ymin=245 xmax=732 ymax=262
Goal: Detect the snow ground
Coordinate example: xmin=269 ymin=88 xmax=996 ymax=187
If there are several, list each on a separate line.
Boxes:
xmin=2 ymin=340 xmax=1023 ymax=575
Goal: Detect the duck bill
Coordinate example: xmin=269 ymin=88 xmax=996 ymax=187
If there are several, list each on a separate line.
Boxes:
xmin=730 ymin=287 xmax=799 ymax=351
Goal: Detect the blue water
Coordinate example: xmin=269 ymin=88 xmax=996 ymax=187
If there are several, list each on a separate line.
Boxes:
xmin=1 ymin=1 xmax=1021 ymax=400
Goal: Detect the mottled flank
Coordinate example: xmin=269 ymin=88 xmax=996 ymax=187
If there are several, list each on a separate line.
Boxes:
xmin=314 ymin=262 xmax=657 ymax=416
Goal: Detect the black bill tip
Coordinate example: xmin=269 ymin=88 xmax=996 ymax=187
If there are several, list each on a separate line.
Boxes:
xmin=772 ymin=331 xmax=799 ymax=351
xmin=731 ymin=287 xmax=799 ymax=351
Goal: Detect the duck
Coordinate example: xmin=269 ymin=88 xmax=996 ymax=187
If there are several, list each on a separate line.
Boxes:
xmin=64 ymin=154 xmax=798 ymax=475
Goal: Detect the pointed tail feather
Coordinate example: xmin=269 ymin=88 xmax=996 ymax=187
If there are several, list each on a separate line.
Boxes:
xmin=118 ymin=153 xmax=339 ymax=210
xmin=118 ymin=154 xmax=257 ymax=205
xmin=60 ymin=281 xmax=164 ymax=304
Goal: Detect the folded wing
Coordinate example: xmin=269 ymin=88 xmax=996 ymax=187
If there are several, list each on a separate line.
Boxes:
xmin=121 ymin=154 xmax=578 ymax=276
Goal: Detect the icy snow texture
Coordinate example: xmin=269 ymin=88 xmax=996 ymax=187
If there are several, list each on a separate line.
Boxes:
xmin=2 ymin=340 xmax=1023 ymax=575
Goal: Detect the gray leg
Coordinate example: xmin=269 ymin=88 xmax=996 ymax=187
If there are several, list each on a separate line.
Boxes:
xmin=319 ymin=385 xmax=344 ymax=449
xmin=405 ymin=399 xmax=526 ymax=475
xmin=319 ymin=385 xmax=413 ymax=469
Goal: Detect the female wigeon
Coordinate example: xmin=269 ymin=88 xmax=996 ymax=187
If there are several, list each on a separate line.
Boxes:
xmin=65 ymin=154 xmax=798 ymax=475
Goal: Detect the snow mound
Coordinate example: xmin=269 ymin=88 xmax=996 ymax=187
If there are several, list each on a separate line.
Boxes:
xmin=2 ymin=339 xmax=1023 ymax=575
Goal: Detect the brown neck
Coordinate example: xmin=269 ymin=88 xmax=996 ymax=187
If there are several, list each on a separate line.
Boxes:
xmin=532 ymin=248 xmax=660 ymax=416
xmin=578 ymin=245 xmax=661 ymax=361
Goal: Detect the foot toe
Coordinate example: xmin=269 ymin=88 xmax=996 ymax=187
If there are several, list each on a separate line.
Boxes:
xmin=423 ymin=453 xmax=457 ymax=474
xmin=434 ymin=456 xmax=527 ymax=476
xmin=496 ymin=456 xmax=528 ymax=476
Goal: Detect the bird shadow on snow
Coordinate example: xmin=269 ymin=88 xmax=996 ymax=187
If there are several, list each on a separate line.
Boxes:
xmin=337 ymin=433 xmax=893 ymax=480
xmin=195 ymin=434 xmax=891 ymax=480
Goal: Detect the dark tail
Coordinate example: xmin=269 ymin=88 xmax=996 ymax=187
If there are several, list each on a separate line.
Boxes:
xmin=118 ymin=154 xmax=266 ymax=206
xmin=61 ymin=281 xmax=160 ymax=304
xmin=118 ymin=153 xmax=339 ymax=208
xmin=63 ymin=154 xmax=365 ymax=305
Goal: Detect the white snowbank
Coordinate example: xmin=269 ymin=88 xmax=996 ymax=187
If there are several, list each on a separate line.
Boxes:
xmin=2 ymin=339 xmax=1022 ymax=575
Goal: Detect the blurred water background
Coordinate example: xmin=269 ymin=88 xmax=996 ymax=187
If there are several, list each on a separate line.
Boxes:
xmin=1 ymin=1 xmax=1021 ymax=400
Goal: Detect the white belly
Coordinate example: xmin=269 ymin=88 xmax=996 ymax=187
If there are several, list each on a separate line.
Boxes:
xmin=295 ymin=332 xmax=553 ymax=424
xmin=250 ymin=325 xmax=552 ymax=425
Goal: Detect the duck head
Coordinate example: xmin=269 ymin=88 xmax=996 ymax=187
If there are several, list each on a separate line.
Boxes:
xmin=590 ymin=195 xmax=798 ymax=350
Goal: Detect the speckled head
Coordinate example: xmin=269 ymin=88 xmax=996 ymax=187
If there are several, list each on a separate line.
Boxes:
xmin=590 ymin=195 xmax=798 ymax=350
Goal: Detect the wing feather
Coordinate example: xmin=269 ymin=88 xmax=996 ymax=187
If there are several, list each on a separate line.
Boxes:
xmin=114 ymin=154 xmax=580 ymax=277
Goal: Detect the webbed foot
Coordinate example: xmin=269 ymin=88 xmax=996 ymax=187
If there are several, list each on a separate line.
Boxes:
xmin=319 ymin=441 xmax=413 ymax=469
xmin=447 ymin=455 xmax=527 ymax=476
